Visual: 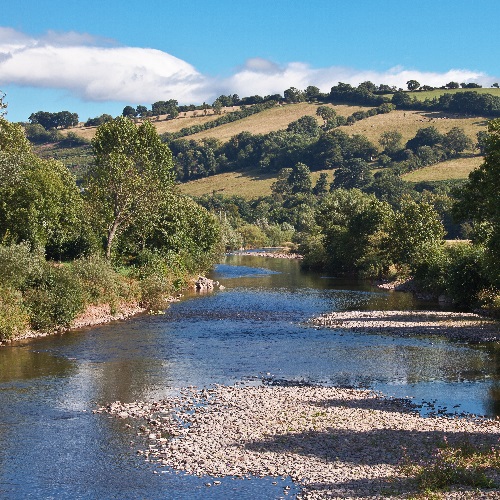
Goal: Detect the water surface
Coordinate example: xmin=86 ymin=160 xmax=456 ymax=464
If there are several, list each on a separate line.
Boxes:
xmin=0 ymin=254 xmax=498 ymax=499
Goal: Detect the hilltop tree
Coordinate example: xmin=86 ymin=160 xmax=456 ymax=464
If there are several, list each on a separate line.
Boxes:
xmin=122 ymin=106 xmax=137 ymax=118
xmin=284 ymin=87 xmax=305 ymax=103
xmin=407 ymin=80 xmax=421 ymax=91
xmin=85 ymin=118 xmax=175 ymax=258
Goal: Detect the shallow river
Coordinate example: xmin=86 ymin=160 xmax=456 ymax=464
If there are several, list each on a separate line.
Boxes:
xmin=0 ymin=255 xmax=499 ymax=499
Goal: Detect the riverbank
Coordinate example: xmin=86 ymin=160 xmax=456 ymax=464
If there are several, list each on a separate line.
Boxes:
xmin=229 ymin=250 xmax=303 ymax=259
xmin=97 ymin=384 xmax=500 ymax=499
xmin=310 ymin=310 xmax=500 ymax=343
xmin=0 ymin=275 xmax=220 ymax=346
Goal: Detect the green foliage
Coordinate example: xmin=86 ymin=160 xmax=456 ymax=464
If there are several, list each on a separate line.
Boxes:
xmin=70 ymin=255 xmax=133 ymax=309
xmin=386 ymin=197 xmax=445 ymax=269
xmin=0 ymin=242 xmax=44 ymax=290
xmin=24 ymin=263 xmax=85 ymax=331
xmin=454 ymin=118 xmax=500 ymax=286
xmin=29 ymin=110 xmax=79 ymax=129
xmin=0 ymin=286 xmax=29 ymax=340
xmin=401 ymin=439 xmax=499 ymax=493
xmin=0 ymin=119 xmax=84 ymax=253
xmin=315 ymin=189 xmax=392 ymax=275
xmin=86 ymin=117 xmax=175 ymax=258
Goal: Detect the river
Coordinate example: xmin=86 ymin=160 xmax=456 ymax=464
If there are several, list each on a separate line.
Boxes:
xmin=0 ymin=254 xmax=498 ymax=499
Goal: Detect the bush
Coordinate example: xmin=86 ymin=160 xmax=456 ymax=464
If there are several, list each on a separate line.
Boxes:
xmin=24 ymin=264 xmax=84 ymax=330
xmin=0 ymin=286 xmax=29 ymax=340
xmin=70 ymin=255 xmax=133 ymax=309
xmin=0 ymin=243 xmax=44 ymax=290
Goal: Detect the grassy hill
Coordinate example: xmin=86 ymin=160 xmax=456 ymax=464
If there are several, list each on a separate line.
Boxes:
xmin=178 ymin=168 xmax=333 ymax=199
xmin=47 ymin=100 xmax=492 ymax=197
xmin=401 ymin=87 xmax=500 ymax=102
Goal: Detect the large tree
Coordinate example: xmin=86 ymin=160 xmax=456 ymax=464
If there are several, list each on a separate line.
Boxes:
xmin=454 ymin=118 xmax=500 ymax=282
xmin=85 ymin=117 xmax=175 ymax=258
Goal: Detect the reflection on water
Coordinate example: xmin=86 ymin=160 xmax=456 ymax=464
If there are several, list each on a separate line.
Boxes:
xmin=0 ymin=254 xmax=499 ymax=498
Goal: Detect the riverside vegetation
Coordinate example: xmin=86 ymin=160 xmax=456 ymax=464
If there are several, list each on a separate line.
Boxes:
xmin=15 ymin=82 xmax=500 ymax=316
xmin=0 ymin=98 xmax=223 ymax=341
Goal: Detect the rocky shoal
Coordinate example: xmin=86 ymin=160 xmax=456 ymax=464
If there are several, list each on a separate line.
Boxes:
xmin=96 ymin=384 xmax=500 ymax=499
xmin=230 ymin=251 xmax=303 ymax=259
xmin=309 ymin=310 xmax=500 ymax=343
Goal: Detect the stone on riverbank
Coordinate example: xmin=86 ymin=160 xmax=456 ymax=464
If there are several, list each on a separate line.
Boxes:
xmin=310 ymin=310 xmax=500 ymax=343
xmin=96 ymin=385 xmax=500 ymax=499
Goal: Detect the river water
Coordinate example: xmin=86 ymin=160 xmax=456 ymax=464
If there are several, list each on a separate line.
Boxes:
xmin=0 ymin=255 xmax=499 ymax=499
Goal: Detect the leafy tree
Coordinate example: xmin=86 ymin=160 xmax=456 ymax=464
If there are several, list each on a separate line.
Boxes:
xmin=283 ymin=87 xmax=305 ymax=103
xmin=406 ymin=126 xmax=443 ymax=150
xmin=29 ymin=110 xmax=78 ymax=129
xmin=0 ymin=118 xmax=83 ymax=253
xmin=331 ymin=158 xmax=373 ymax=190
xmin=0 ymin=91 xmax=6 ymax=117
xmin=136 ymin=105 xmax=149 ymax=117
xmin=286 ymin=115 xmax=320 ymax=137
xmin=453 ymin=118 xmax=500 ymax=282
xmin=122 ymin=106 xmax=137 ymax=118
xmin=446 ymin=81 xmax=460 ymax=89
xmin=442 ymin=127 xmax=473 ymax=156
xmin=316 ymin=106 xmax=337 ymax=128
xmin=305 ymin=85 xmax=321 ymax=101
xmin=313 ymin=173 xmax=329 ymax=197
xmin=271 ymin=168 xmax=293 ymax=197
xmin=85 ymin=118 xmax=175 ymax=258
xmin=289 ymin=162 xmax=312 ymax=194
xmin=493 ymin=83 xmax=499 ymax=89
xmin=379 ymin=130 xmax=403 ymax=155
xmin=314 ymin=189 xmax=392 ymax=274
xmin=386 ymin=197 xmax=445 ymax=268
xmin=407 ymin=80 xmax=421 ymax=91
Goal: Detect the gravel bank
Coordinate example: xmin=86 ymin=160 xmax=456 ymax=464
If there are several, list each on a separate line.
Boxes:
xmin=96 ymin=385 xmax=500 ymax=499
xmin=310 ymin=310 xmax=500 ymax=343
xmin=230 ymin=250 xmax=303 ymax=259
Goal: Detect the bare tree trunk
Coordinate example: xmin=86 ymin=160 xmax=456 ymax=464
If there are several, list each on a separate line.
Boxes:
xmin=106 ymin=219 xmax=121 ymax=259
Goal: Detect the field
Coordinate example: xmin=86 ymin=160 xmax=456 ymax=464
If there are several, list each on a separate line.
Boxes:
xmin=398 ymin=87 xmax=500 ymax=102
xmin=54 ymin=101 xmax=492 ymax=198
xmin=187 ymin=103 xmax=367 ymax=142
xmin=178 ymin=168 xmax=334 ymax=199
xmin=402 ymin=156 xmax=482 ymax=182
xmin=340 ymin=109 xmax=487 ymax=146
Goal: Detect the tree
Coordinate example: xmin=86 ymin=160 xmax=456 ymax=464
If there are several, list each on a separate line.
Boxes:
xmin=406 ymin=126 xmax=443 ymax=151
xmin=289 ymin=162 xmax=312 ymax=194
xmin=0 ymin=118 xmax=83 ymax=253
xmin=316 ymin=105 xmax=337 ymax=129
xmin=305 ymin=86 xmax=321 ymax=101
xmin=453 ymin=118 xmax=500 ymax=282
xmin=313 ymin=173 xmax=329 ymax=198
xmin=284 ymin=87 xmax=305 ymax=103
xmin=406 ymin=80 xmax=421 ymax=91
xmin=442 ymin=127 xmax=473 ymax=156
xmin=493 ymin=83 xmax=499 ymax=89
xmin=446 ymin=81 xmax=460 ymax=89
xmin=331 ymin=158 xmax=373 ymax=190
xmin=122 ymin=106 xmax=137 ymax=118
xmin=0 ymin=91 xmax=6 ymax=117
xmin=136 ymin=105 xmax=149 ymax=117
xmin=85 ymin=118 xmax=175 ymax=258
xmin=386 ymin=197 xmax=445 ymax=268
xmin=379 ymin=130 xmax=403 ymax=155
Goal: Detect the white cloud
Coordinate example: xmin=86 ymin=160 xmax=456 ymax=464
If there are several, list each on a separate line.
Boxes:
xmin=0 ymin=27 xmax=497 ymax=107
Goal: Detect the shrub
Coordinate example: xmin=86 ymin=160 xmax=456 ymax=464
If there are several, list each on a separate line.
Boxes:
xmin=70 ymin=255 xmax=133 ymax=309
xmin=24 ymin=264 xmax=84 ymax=330
xmin=0 ymin=243 xmax=44 ymax=290
xmin=0 ymin=286 xmax=29 ymax=340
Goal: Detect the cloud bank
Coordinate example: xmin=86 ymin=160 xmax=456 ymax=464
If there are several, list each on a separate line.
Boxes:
xmin=0 ymin=27 xmax=496 ymax=106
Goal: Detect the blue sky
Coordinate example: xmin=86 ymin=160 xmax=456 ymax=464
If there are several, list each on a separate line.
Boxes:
xmin=1 ymin=0 xmax=499 ymax=122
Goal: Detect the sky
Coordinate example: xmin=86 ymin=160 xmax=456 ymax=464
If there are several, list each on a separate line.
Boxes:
xmin=1 ymin=0 xmax=499 ymax=122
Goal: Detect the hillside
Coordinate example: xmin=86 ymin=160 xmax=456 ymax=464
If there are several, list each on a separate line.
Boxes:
xmin=399 ymin=87 xmax=500 ymax=102
xmin=39 ymin=100 xmax=491 ymax=197
xmin=178 ymin=168 xmax=333 ymax=199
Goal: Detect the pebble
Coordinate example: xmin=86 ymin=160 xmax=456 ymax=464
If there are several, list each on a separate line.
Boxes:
xmin=96 ymin=384 xmax=500 ymax=499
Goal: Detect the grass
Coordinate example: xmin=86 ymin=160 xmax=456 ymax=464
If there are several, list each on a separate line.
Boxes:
xmin=400 ymin=438 xmax=500 ymax=495
xmin=339 ymin=109 xmax=488 ymax=147
xmin=402 ymin=156 xmax=483 ymax=182
xmin=187 ymin=103 xmax=368 ymax=142
xmin=400 ymin=87 xmax=500 ymax=102
xmin=178 ymin=168 xmax=334 ymax=199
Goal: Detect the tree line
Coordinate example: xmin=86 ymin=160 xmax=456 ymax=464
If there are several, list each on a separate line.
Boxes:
xmin=0 ymin=103 xmax=223 ymax=340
